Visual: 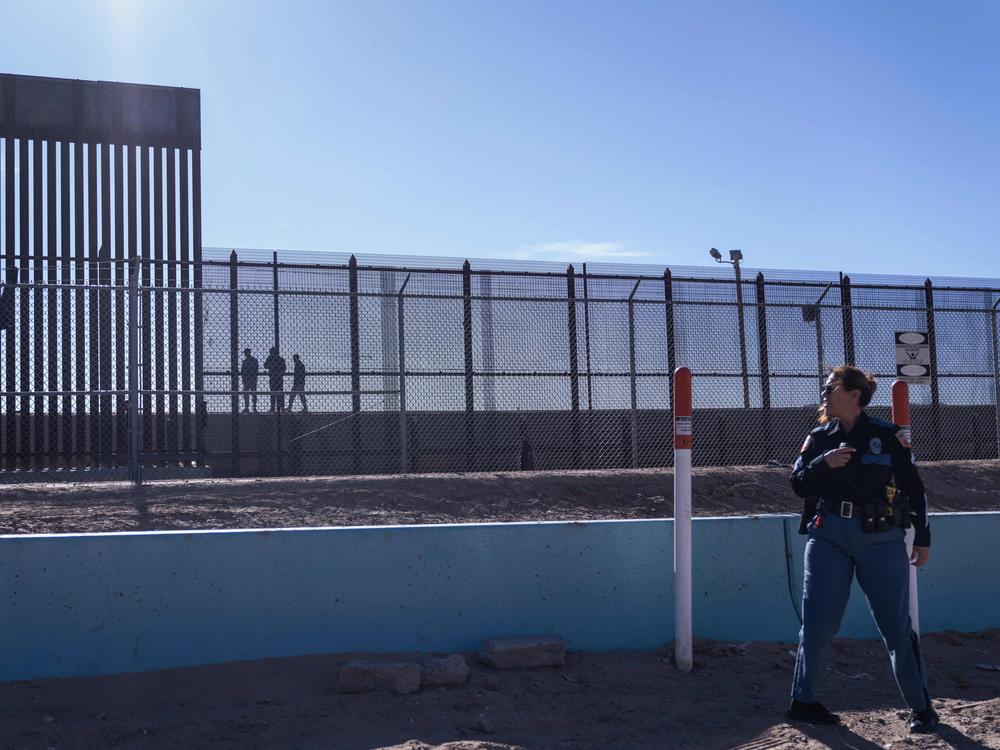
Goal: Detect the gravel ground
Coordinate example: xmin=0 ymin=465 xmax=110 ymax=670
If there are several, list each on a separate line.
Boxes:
xmin=2 ymin=631 xmax=998 ymax=749
xmin=2 ymin=460 xmax=999 ymax=535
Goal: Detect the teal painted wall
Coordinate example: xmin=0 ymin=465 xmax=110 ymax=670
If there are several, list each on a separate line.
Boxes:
xmin=2 ymin=513 xmax=997 ymax=682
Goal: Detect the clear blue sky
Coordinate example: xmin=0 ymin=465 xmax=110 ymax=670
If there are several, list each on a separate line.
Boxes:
xmin=2 ymin=0 xmax=998 ymax=279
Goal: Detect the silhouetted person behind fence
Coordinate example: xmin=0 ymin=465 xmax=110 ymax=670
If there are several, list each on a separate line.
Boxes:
xmin=264 ymin=346 xmax=286 ymax=412
xmin=197 ymin=399 xmax=209 ymax=431
xmin=288 ymin=353 xmax=308 ymax=412
xmin=241 ymin=348 xmax=259 ymax=412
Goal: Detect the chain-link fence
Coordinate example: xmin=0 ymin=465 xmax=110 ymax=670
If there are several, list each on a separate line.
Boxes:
xmin=2 ymin=250 xmax=999 ymax=480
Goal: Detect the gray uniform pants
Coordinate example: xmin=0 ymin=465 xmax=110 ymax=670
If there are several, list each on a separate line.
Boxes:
xmin=791 ymin=513 xmax=930 ymax=711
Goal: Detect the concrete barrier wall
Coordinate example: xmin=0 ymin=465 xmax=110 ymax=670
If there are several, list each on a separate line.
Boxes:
xmin=3 ymin=512 xmax=999 ymax=683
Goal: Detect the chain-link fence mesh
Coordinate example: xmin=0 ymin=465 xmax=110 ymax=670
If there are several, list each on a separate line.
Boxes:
xmin=2 ymin=249 xmax=999 ymax=479
xmin=0 ymin=260 xmax=130 ymax=475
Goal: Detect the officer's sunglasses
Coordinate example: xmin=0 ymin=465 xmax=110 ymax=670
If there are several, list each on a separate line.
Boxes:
xmin=821 ymin=382 xmax=839 ymax=397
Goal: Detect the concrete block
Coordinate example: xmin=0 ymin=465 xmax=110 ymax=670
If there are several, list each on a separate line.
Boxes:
xmin=478 ymin=636 xmax=565 ymax=670
xmin=420 ymin=654 xmax=470 ymax=686
xmin=336 ymin=660 xmax=421 ymax=694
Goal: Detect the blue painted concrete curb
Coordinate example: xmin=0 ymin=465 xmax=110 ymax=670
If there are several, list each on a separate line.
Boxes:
xmin=2 ymin=512 xmax=997 ymax=682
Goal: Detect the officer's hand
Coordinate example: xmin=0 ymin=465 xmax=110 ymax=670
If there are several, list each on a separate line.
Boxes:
xmin=822 ymin=446 xmax=855 ymax=468
xmin=910 ymin=546 xmax=929 ymax=567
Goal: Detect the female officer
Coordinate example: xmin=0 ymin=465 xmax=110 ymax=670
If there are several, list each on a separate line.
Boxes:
xmin=786 ymin=365 xmax=938 ymax=734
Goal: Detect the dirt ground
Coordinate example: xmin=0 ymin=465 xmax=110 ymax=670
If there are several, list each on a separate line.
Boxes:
xmin=2 ymin=460 xmax=1000 ymax=535
xmin=3 ymin=462 xmax=1000 ymax=749
xmin=2 ymin=631 xmax=998 ymax=749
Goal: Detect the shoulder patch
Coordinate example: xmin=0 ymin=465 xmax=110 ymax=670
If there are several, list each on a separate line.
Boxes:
xmin=896 ymin=432 xmax=912 ymax=449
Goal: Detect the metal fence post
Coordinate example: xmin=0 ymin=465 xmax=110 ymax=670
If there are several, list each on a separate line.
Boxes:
xmin=582 ymin=262 xmax=593 ymax=411
xmin=229 ymin=250 xmax=240 ymax=476
xmin=664 ymin=269 xmax=676 ymax=410
xmin=567 ymin=265 xmax=580 ymax=468
xmin=755 ymin=272 xmax=770 ymax=411
xmin=924 ymin=279 xmax=940 ymax=406
xmin=3 ymin=138 xmax=15 ymax=471
xmin=192 ymin=150 xmax=205 ymax=467
xmin=45 ymin=141 xmax=58 ymax=467
xmin=273 ymin=250 xmax=283 ymax=474
xmin=462 ymin=260 xmax=475 ymax=471
xmin=349 ymin=254 xmax=361 ymax=473
xmin=755 ymin=272 xmax=771 ymax=460
xmin=992 ymin=296 xmax=1000 ymax=459
xmin=128 ymin=261 xmax=141 ymax=485
xmin=152 ymin=148 xmax=164 ymax=457
xmin=628 ymin=279 xmax=641 ymax=468
xmin=840 ymin=273 xmax=855 ymax=366
xmin=139 ymin=147 xmax=151 ymax=462
xmin=924 ymin=278 xmax=940 ymax=459
xmin=84 ymin=143 xmax=97 ymax=469
xmin=397 ymin=274 xmax=411 ymax=473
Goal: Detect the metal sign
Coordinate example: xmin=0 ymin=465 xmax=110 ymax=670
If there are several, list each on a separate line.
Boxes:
xmin=895 ymin=331 xmax=930 ymax=383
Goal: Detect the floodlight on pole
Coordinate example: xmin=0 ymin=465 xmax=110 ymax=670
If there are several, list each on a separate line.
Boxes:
xmin=708 ymin=248 xmax=749 ymax=407
xmin=803 ymin=282 xmax=834 ymax=387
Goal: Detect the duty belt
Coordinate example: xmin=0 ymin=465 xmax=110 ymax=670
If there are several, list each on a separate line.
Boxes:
xmin=816 ymin=500 xmax=860 ymax=519
xmin=817 ymin=495 xmax=908 ymax=532
xmin=816 ymin=498 xmax=863 ymax=518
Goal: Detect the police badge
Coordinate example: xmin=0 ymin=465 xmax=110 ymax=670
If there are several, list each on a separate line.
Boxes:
xmin=869 ymin=437 xmax=882 ymax=455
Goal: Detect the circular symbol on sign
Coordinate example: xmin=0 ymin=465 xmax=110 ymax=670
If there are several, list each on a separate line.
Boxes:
xmin=900 ymin=364 xmax=928 ymax=377
xmin=869 ymin=437 xmax=882 ymax=455
xmin=898 ymin=332 xmax=926 ymax=344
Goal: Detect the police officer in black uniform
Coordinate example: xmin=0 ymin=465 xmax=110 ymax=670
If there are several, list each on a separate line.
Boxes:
xmin=786 ymin=365 xmax=938 ymax=734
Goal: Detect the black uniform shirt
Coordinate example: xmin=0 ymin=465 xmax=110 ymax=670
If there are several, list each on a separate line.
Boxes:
xmin=791 ymin=411 xmax=930 ymax=547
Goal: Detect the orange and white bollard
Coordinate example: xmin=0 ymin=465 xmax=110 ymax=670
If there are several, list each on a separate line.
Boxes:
xmin=891 ymin=380 xmax=920 ymax=635
xmin=673 ymin=367 xmax=693 ymax=672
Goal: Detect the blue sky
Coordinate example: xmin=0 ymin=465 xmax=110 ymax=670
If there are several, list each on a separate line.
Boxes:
xmin=2 ymin=0 xmax=998 ymax=279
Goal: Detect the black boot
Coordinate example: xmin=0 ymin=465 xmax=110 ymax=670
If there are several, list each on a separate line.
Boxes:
xmin=908 ymin=707 xmax=939 ymax=734
xmin=786 ymin=699 xmax=840 ymax=725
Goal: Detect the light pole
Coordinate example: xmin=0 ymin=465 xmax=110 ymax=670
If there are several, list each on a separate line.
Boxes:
xmin=710 ymin=248 xmax=749 ymax=408
xmin=802 ymin=282 xmax=834 ymax=389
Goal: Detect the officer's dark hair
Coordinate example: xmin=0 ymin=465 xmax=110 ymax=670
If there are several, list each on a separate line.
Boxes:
xmin=818 ymin=365 xmax=877 ymax=423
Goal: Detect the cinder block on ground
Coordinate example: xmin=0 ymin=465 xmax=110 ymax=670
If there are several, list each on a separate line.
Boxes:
xmin=336 ymin=660 xmax=421 ymax=694
xmin=420 ymin=654 xmax=470 ymax=686
xmin=478 ymin=636 xmax=565 ymax=670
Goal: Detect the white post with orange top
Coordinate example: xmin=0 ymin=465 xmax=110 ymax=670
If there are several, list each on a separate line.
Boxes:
xmin=673 ymin=367 xmax=693 ymax=672
xmin=891 ymin=380 xmax=920 ymax=635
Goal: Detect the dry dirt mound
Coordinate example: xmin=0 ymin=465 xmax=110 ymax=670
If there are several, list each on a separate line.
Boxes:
xmin=2 ymin=631 xmax=997 ymax=749
xmin=2 ymin=460 xmax=999 ymax=535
